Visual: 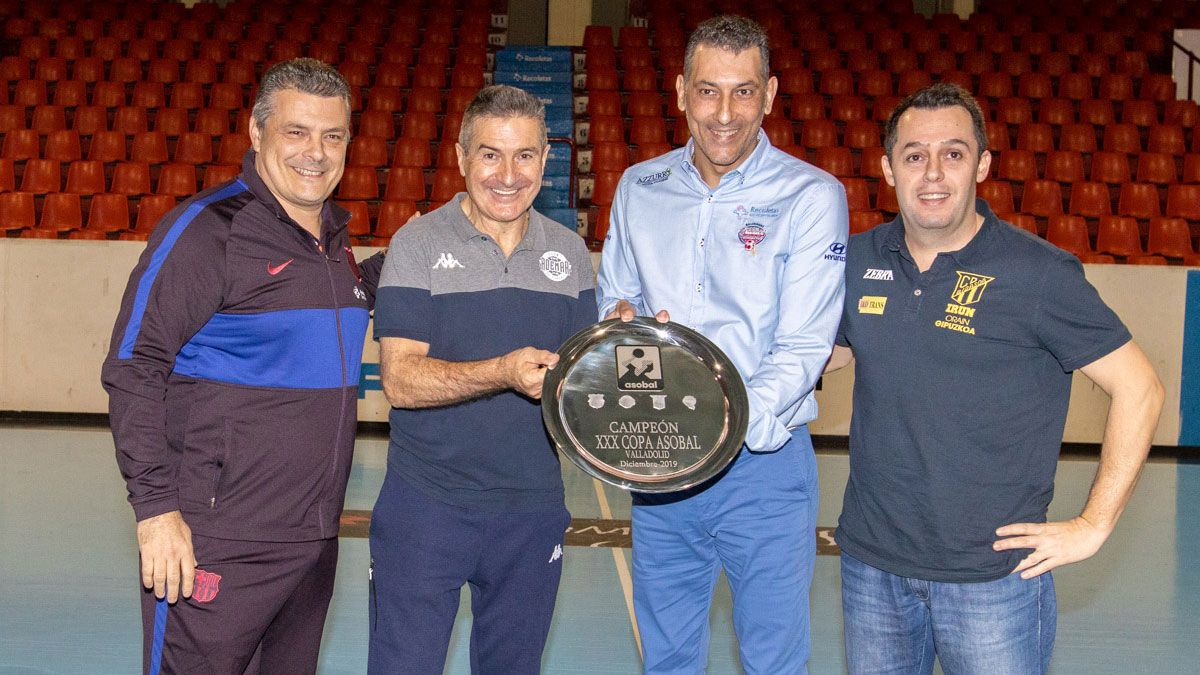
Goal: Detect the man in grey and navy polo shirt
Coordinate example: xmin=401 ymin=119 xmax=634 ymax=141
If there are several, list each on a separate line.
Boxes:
xmin=827 ymin=83 xmax=1164 ymax=674
xmin=367 ymin=85 xmax=594 ymax=674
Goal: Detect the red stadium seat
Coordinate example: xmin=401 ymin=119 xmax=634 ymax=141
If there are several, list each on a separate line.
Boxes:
xmin=778 ymin=69 xmax=814 ymax=96
xmin=336 ymin=200 xmax=372 ymax=238
xmin=1164 ymin=100 xmax=1199 ymax=128
xmin=38 ymin=192 xmax=82 ymax=232
xmin=1058 ymin=123 xmax=1098 ymax=153
xmin=336 ymin=166 xmax=379 ymax=200
xmin=1017 ymin=72 xmax=1053 ymax=100
xmin=384 ymin=167 xmax=427 ymax=202
xmin=801 ymin=119 xmax=838 ymax=150
xmin=216 ymin=135 xmax=251 ymax=165
xmin=156 ymin=163 xmax=198 ymax=197
xmin=376 ymin=200 xmax=419 ymax=239
xmin=2 ymin=128 xmax=39 ymax=161
xmin=627 ymin=92 xmax=664 ymax=118
xmin=961 ymin=51 xmax=993 ymax=75
xmin=1167 ymin=184 xmax=1200 ymax=220
xmin=1122 ymin=100 xmax=1159 ymax=128
xmin=978 ymin=180 xmax=1016 ymax=213
xmin=1016 ymin=123 xmax=1055 ymax=153
xmin=1038 ymin=52 xmax=1072 ymax=77
xmin=86 ymin=193 xmax=131 ymax=232
xmin=43 ymin=129 xmax=81 ymax=162
xmin=153 ymin=107 xmax=189 ymax=138
xmin=897 ymin=71 xmax=933 ymax=96
xmin=1117 ymin=182 xmax=1162 ymax=219
xmin=814 ymin=147 xmax=854 ymax=177
xmin=1182 ymin=154 xmax=1200 ymax=183
xmin=995 ymin=97 xmax=1033 ymax=125
xmin=400 ymin=112 xmax=439 ymax=141
xmin=820 ymin=69 xmax=855 ymax=96
xmin=348 ymin=137 xmax=388 ymax=168
xmin=64 ymin=159 xmax=106 ymax=195
xmin=844 ymin=120 xmax=881 ymax=150
xmin=885 ymin=49 xmax=919 ymax=74
xmin=857 ymin=70 xmax=893 ymax=98
xmin=587 ymin=115 xmax=625 ymax=144
xmin=429 ymin=168 xmax=466 ymax=202
xmin=1140 ymin=74 xmax=1175 ymax=102
xmin=590 ymin=171 xmax=622 ymax=206
xmin=986 ymin=122 xmax=1012 ymax=152
xmin=1095 ymin=216 xmax=1144 ymax=257
xmin=1089 ymin=152 xmax=1131 ymax=185
xmin=630 ymin=116 xmax=668 ymax=146
xmin=840 ymin=178 xmax=872 ymax=211
xmin=388 ymin=138 xmax=428 ymax=170
xmin=0 ymin=192 xmax=37 ymax=232
xmin=19 ymin=158 xmax=61 ymax=194
xmin=979 ymin=72 xmax=1014 ymax=100
xmin=634 ymin=143 xmax=671 ymax=163
xmin=830 ymin=95 xmax=867 ymax=122
xmin=1004 ymin=213 xmax=1041 ymax=235
xmin=1036 ymin=98 xmax=1075 ymax=127
xmin=1136 ymin=153 xmax=1178 ymax=185
xmin=1146 ymin=217 xmax=1196 ymax=259
xmin=1102 ymin=124 xmax=1142 ymax=154
xmin=1044 ymin=150 xmax=1086 ymax=183
xmin=1045 ymin=214 xmax=1093 ymax=256
xmin=13 ymin=79 xmax=48 ymax=106
xmin=1057 ymin=73 xmax=1093 ymax=100
xmin=996 ymin=149 xmax=1038 ymax=183
xmin=849 ymin=210 xmax=886 ymax=234
xmin=110 ymin=162 xmax=153 ymax=196
xmin=0 ymin=158 xmax=13 ymax=192
xmin=1021 ymin=179 xmax=1064 ymax=216
xmin=1147 ymin=125 xmax=1186 ymax=155
xmin=623 ymin=67 xmax=658 ymax=92
xmin=1068 ymin=181 xmax=1112 ymax=217
xmin=173 ymin=132 xmax=213 ymax=164
xmin=875 ymin=181 xmax=900 ymax=212
xmin=51 ymin=80 xmax=88 ymax=108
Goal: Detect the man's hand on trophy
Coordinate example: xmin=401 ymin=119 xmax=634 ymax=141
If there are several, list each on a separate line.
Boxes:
xmin=501 ymin=347 xmax=561 ymax=399
xmin=605 ymin=299 xmax=670 ymax=323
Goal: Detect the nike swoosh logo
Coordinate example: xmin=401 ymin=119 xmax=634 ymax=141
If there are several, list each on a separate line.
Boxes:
xmin=267 ymin=259 xmax=294 ymax=275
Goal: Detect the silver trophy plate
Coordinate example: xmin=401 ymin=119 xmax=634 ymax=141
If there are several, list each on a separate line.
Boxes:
xmin=542 ymin=318 xmax=748 ymax=492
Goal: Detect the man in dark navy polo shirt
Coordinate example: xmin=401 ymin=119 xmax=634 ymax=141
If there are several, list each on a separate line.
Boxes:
xmin=368 ymin=85 xmax=595 ymax=674
xmin=827 ymin=83 xmax=1164 ymax=674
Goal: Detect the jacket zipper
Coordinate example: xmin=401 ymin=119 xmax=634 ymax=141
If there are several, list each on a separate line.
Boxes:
xmin=323 ymin=238 xmax=350 ymax=538
xmin=369 ymin=558 xmax=378 ymax=631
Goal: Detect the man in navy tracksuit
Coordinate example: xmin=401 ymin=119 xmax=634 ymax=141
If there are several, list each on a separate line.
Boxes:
xmin=102 ymin=59 xmax=383 ymax=674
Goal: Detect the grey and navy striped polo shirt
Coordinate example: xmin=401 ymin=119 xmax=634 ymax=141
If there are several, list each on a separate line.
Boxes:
xmin=375 ymin=193 xmax=596 ymax=511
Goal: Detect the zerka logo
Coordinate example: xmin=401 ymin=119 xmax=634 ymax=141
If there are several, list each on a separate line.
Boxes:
xmin=614 ymin=345 xmax=664 ymax=391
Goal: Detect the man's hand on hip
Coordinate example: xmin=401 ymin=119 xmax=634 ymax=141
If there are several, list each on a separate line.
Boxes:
xmin=993 ymin=516 xmax=1110 ymax=579
xmin=136 ymin=510 xmax=196 ymax=603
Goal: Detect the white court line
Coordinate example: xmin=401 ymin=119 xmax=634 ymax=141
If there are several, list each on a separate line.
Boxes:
xmin=592 ymin=478 xmax=642 ymax=658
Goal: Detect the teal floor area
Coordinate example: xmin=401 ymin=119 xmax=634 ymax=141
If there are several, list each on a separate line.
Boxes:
xmin=1 ymin=424 xmax=1198 ymax=673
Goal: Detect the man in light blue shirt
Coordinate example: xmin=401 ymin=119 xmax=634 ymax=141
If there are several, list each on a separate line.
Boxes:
xmin=596 ymin=15 xmax=848 ymax=674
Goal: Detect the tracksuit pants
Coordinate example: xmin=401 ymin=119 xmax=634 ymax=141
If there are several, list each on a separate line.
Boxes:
xmin=140 ymin=533 xmax=338 ymax=675
xmin=367 ymin=472 xmax=570 ymax=674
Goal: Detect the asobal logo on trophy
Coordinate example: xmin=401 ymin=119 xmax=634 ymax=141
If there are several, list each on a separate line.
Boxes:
xmin=542 ymin=319 xmax=748 ymax=493
xmin=615 ymin=345 xmax=663 ymax=390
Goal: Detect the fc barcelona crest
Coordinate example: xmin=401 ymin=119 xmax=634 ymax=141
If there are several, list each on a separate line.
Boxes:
xmin=192 ymin=569 xmax=222 ymax=603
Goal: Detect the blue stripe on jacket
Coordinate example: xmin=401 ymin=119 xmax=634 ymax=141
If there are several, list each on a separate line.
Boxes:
xmin=118 ymin=180 xmax=249 ymax=359
xmin=173 ymin=308 xmax=370 ymax=389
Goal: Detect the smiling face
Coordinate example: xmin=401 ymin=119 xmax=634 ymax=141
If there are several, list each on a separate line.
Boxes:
xmin=676 ymin=45 xmax=777 ymax=188
xmin=249 ymin=88 xmax=350 ymax=225
xmin=882 ymin=105 xmax=992 ymax=239
xmin=455 ymin=115 xmax=548 ymax=232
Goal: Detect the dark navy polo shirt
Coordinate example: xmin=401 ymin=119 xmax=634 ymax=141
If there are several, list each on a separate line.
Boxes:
xmin=834 ymin=199 xmax=1131 ymax=582
xmin=374 ymin=195 xmax=596 ymax=512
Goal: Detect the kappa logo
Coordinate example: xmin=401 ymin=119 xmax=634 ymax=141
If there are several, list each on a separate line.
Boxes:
xmin=864 ymin=268 xmax=894 ymax=281
xmin=192 ymin=569 xmax=222 ymax=603
xmin=539 ymin=251 xmax=572 ymax=281
xmin=267 ymin=259 xmax=294 ymax=275
xmin=636 ymin=168 xmax=671 ymax=186
xmin=548 ymin=544 xmax=563 ymax=563
xmin=432 ymin=253 xmax=465 ymax=270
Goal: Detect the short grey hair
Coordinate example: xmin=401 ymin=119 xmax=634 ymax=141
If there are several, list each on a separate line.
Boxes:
xmin=884 ymin=83 xmax=988 ymax=159
xmin=684 ymin=15 xmax=770 ymax=82
xmin=458 ymin=85 xmax=547 ymax=149
xmin=251 ymin=58 xmax=351 ymax=130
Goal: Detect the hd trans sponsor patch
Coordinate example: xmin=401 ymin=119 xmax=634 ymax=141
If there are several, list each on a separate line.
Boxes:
xmin=636 ymin=168 xmax=671 ymax=186
xmin=857 ymin=295 xmax=887 ymax=314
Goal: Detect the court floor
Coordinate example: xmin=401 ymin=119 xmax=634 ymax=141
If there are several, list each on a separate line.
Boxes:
xmin=1 ymin=422 xmax=1198 ymax=674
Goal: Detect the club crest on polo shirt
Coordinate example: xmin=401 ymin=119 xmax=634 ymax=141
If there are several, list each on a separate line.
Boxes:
xmin=934 ymin=270 xmax=996 ymax=336
xmin=635 ymin=168 xmax=671 ymax=186
xmin=539 ymin=251 xmax=572 ymax=281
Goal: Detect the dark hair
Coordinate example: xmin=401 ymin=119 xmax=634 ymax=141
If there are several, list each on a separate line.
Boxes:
xmin=458 ymin=85 xmax=548 ymax=148
xmin=883 ymin=83 xmax=988 ymax=158
xmin=251 ymin=58 xmax=351 ymax=130
xmin=684 ymin=15 xmax=770 ymax=82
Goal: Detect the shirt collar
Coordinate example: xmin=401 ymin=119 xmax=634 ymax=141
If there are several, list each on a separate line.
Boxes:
xmin=680 ymin=128 xmax=773 ymax=190
xmin=879 ymin=198 xmax=998 ymax=265
xmin=444 ymin=192 xmax=549 ymax=251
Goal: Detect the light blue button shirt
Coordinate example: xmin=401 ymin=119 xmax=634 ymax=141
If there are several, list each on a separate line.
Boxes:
xmin=597 ymin=131 xmax=848 ymax=452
